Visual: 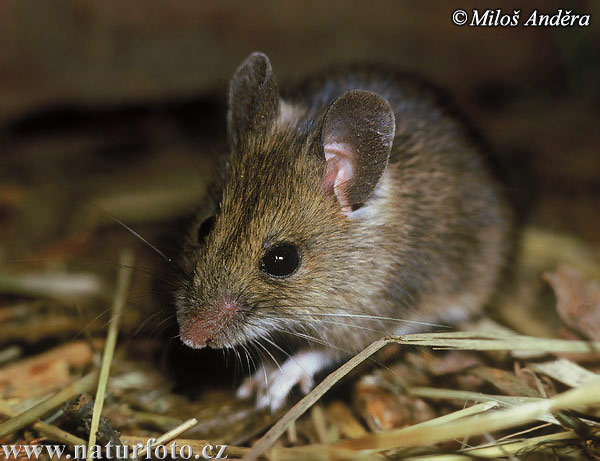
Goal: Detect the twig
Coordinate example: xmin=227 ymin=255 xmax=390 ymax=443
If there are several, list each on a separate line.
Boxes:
xmin=131 ymin=418 xmax=198 ymax=459
xmin=391 ymin=331 xmax=600 ymax=354
xmin=0 ymin=404 xmax=87 ymax=448
xmin=409 ymin=387 xmax=541 ymax=406
xmin=403 ymin=430 xmax=579 ymax=460
xmin=495 ymin=422 xmax=553 ymax=442
xmin=396 ymin=401 xmax=499 ymax=430
xmin=34 ymin=420 xmax=87 ymax=447
xmin=245 ymin=338 xmax=391 ymax=461
xmin=87 ymin=249 xmax=134 ymax=457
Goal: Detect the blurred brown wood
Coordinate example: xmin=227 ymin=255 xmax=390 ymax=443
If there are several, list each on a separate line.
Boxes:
xmin=1 ymin=0 xmax=597 ymax=122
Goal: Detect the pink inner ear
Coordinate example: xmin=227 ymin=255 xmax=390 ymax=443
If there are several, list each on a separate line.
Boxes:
xmin=323 ymin=142 xmax=355 ymax=215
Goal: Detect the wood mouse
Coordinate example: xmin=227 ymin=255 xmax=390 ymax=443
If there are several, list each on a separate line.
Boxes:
xmin=172 ymin=52 xmax=512 ymax=410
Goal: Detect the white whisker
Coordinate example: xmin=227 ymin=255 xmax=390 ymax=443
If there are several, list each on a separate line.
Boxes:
xmin=278 ymin=311 xmax=448 ymax=329
xmin=255 ymin=339 xmax=282 ymax=372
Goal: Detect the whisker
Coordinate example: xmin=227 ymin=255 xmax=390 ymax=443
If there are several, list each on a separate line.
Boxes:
xmin=260 ymin=335 xmax=290 ymax=357
xmin=255 ymin=339 xmax=282 ymax=372
xmin=269 ymin=310 xmax=449 ymax=329
xmin=247 ymin=340 xmax=270 ymax=392
xmin=71 ymin=304 xmax=122 ymax=341
xmin=269 ymin=317 xmax=387 ymax=334
xmin=282 ymin=330 xmax=336 ymax=349
xmin=84 ymin=200 xmax=186 ymax=277
xmin=240 ymin=343 xmax=255 ymax=375
xmin=263 ymin=326 xmax=393 ymax=372
xmin=132 ymin=310 xmax=164 ymax=338
xmin=115 ymin=263 xmax=169 ymax=278
xmin=231 ymin=346 xmax=241 ymax=370
xmin=148 ymin=314 xmax=178 ymax=336
xmin=3 ymin=258 xmax=175 ymax=280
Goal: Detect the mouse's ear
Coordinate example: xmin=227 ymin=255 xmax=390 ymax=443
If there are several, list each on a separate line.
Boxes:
xmin=320 ymin=90 xmax=395 ymax=216
xmin=227 ymin=52 xmax=280 ymax=148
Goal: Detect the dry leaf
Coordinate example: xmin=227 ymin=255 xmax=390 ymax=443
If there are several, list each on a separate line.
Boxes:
xmin=0 ymin=342 xmax=92 ymax=398
xmin=544 ymin=264 xmax=600 ymax=341
xmin=354 ymin=376 xmax=435 ymax=432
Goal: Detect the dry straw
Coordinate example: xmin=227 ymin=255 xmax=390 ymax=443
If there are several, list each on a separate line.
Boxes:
xmin=246 ymin=333 xmax=600 ymax=461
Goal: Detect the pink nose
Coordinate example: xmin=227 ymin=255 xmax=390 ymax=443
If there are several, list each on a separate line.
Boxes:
xmin=180 ymin=319 xmax=213 ymax=349
xmin=179 ymin=299 xmax=241 ymax=349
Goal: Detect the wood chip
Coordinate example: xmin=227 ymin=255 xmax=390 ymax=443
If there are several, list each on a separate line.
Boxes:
xmin=0 ymin=342 xmax=92 ymax=398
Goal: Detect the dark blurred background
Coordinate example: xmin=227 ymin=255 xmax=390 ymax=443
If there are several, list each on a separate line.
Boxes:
xmin=0 ymin=0 xmax=599 ymax=318
xmin=0 ymin=2 xmax=599 ymax=433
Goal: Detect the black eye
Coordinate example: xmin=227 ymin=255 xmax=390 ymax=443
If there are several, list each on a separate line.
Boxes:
xmin=261 ymin=243 xmax=300 ymax=278
xmin=197 ymin=216 xmax=215 ymax=244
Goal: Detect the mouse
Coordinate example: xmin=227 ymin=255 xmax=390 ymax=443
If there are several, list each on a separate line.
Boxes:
xmin=171 ymin=51 xmax=512 ymax=411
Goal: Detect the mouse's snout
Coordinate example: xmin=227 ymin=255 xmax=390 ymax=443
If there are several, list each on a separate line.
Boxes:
xmin=180 ymin=317 xmax=213 ymax=349
xmin=179 ymin=298 xmax=242 ymax=349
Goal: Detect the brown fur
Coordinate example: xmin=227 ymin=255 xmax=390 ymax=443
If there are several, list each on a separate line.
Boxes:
xmin=174 ymin=52 xmax=512 ymax=357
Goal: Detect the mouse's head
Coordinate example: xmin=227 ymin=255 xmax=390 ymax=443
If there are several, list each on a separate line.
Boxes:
xmin=174 ymin=52 xmax=395 ymax=351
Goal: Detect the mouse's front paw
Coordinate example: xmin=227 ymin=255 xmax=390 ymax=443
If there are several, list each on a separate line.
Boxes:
xmin=236 ymin=350 xmax=333 ymax=412
xmin=236 ymin=363 xmax=313 ymax=412
xmin=235 ymin=373 xmax=259 ymax=400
